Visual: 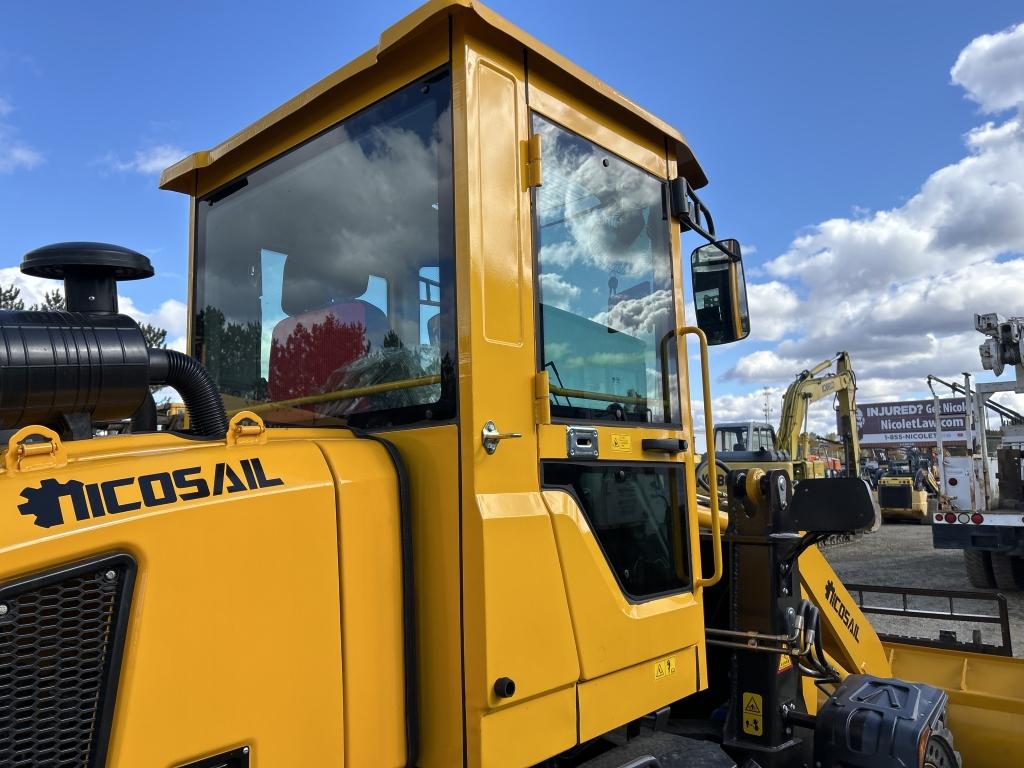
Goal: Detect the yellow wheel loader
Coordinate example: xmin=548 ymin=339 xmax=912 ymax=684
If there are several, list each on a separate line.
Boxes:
xmin=0 ymin=3 xmax=1021 ymax=767
xmin=876 ymin=449 xmax=939 ymax=523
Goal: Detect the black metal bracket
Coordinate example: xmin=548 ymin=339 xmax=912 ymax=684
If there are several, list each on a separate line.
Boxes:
xmin=668 ymin=176 xmax=716 ymax=240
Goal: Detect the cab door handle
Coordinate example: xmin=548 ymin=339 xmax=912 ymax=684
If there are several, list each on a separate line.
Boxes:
xmin=642 ymin=438 xmax=687 ymax=454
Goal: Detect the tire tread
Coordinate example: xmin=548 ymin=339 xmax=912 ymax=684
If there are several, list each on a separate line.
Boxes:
xmin=963 ymin=549 xmax=996 ymax=589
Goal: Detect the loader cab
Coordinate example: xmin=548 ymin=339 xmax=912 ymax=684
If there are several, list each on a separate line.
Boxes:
xmin=162 ymin=3 xmax=746 ymax=765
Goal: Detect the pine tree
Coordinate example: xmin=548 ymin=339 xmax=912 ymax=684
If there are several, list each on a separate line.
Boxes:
xmin=29 ymin=289 xmax=66 ymax=311
xmin=140 ymin=323 xmax=168 ymax=348
xmin=0 ymin=284 xmax=25 ymax=310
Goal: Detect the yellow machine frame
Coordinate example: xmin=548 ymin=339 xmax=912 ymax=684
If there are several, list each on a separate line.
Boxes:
xmin=161 ymin=3 xmax=716 ymax=765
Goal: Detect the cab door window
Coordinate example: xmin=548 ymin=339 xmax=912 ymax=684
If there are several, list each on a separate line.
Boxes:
xmin=531 ymin=114 xmax=679 ymax=424
xmin=544 ymin=463 xmax=691 ymax=599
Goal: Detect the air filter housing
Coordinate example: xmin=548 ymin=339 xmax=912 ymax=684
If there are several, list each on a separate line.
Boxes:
xmin=0 ymin=243 xmax=155 ymax=436
xmin=0 ymin=241 xmax=226 ymax=439
xmin=0 ymin=310 xmax=150 ymax=432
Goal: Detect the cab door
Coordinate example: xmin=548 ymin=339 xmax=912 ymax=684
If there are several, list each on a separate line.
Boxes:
xmin=526 ymin=70 xmax=708 ymax=740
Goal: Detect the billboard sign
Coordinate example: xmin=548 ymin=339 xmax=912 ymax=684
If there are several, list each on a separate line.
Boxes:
xmin=854 ymin=398 xmax=967 ymax=448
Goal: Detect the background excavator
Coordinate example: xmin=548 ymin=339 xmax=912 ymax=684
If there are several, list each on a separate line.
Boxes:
xmin=706 ymin=352 xmax=860 ymax=489
xmin=0 ymin=3 xmax=1020 ymax=767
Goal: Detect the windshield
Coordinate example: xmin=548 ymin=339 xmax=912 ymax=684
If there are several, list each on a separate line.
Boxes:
xmin=532 ymin=114 xmax=679 ymax=424
xmin=193 ymin=70 xmax=454 ymax=428
xmin=715 ymin=426 xmax=749 ymax=452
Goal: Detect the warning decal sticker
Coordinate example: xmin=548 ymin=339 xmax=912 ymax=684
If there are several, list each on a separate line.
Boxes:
xmin=654 ymin=656 xmax=677 ymax=680
xmin=610 ymin=434 xmax=632 ymax=452
xmin=742 ymin=692 xmax=763 ymax=736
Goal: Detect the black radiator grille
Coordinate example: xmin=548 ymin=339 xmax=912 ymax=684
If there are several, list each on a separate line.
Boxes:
xmin=879 ymin=484 xmax=913 ymax=509
xmin=0 ymin=554 xmax=135 ymax=768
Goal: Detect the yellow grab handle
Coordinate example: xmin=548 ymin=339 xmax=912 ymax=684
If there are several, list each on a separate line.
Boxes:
xmin=684 ymin=326 xmax=724 ymax=590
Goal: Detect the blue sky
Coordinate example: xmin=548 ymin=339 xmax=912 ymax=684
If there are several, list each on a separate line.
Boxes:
xmin=2 ymin=1 xmax=1023 ymax=433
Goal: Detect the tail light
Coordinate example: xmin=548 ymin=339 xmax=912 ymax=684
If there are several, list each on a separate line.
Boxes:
xmin=943 ymin=512 xmax=956 ymax=523
xmin=971 ymin=513 xmax=984 ymax=524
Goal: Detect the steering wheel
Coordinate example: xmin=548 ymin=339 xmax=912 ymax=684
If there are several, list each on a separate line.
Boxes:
xmin=696 ymin=455 xmax=732 ymax=493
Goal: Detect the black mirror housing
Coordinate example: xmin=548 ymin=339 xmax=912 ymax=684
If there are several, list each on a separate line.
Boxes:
xmin=691 ymin=239 xmax=750 ymax=346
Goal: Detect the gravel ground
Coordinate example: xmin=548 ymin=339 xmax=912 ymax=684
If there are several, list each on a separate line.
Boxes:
xmin=822 ymin=522 xmax=1024 ymax=658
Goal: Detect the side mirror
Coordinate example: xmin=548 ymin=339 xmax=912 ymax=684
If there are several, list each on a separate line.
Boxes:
xmin=691 ymin=238 xmax=750 ymax=346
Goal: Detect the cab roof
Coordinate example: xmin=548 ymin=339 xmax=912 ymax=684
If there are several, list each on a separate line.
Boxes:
xmin=159 ymin=0 xmax=707 ymax=194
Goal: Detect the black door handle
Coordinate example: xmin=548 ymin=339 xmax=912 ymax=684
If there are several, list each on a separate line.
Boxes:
xmin=641 ymin=438 xmax=687 ymax=454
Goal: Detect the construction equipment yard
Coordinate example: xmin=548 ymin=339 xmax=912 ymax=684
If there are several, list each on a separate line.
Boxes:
xmin=826 ymin=523 xmax=1024 ymax=657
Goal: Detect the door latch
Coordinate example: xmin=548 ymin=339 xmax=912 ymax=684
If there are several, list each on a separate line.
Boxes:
xmin=481 ymin=421 xmax=522 ymax=454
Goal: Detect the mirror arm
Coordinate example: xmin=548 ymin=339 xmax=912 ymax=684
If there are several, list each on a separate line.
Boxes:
xmin=687 ymin=217 xmax=716 ymax=245
xmin=689 ymin=186 xmax=716 ymax=239
xmin=670 ymin=176 xmax=717 ymax=240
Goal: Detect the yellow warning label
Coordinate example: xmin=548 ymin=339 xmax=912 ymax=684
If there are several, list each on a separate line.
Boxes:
xmin=778 ymin=655 xmax=793 ymax=673
xmin=654 ymin=656 xmax=677 ymax=680
xmin=610 ymin=433 xmax=632 ymax=452
xmin=742 ymin=692 xmax=763 ymax=736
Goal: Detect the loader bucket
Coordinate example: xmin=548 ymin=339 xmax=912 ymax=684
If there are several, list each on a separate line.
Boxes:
xmin=883 ymin=642 xmax=1024 ymax=766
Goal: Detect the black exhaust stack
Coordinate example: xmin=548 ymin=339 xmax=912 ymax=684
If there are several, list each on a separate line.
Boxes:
xmin=0 ymin=242 xmax=226 ymax=440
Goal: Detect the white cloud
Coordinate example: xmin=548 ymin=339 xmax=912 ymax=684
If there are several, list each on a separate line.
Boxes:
xmin=725 ymin=349 xmax=805 ymax=383
xmin=106 ymin=143 xmax=185 ymax=175
xmin=0 ymin=267 xmax=53 ymax=306
xmin=594 ymin=288 xmax=673 ymax=336
xmin=991 ymin=390 xmax=1024 ymax=417
xmin=726 ymin=21 xmax=1024 ymax=408
xmin=538 ymin=272 xmax=581 ymax=310
xmin=118 ymin=295 xmax=187 ymax=347
xmin=0 ymin=97 xmax=42 ymax=173
xmin=951 ymin=22 xmax=1024 ymax=114
xmin=746 ymin=280 xmax=800 ymax=341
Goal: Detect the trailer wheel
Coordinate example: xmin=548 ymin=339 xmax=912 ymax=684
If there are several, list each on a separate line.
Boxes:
xmin=963 ymin=549 xmax=996 ymax=589
xmin=990 ymin=552 xmax=1024 ymax=591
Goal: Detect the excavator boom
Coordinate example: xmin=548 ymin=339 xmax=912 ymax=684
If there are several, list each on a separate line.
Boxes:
xmin=776 ymin=351 xmax=859 ymax=476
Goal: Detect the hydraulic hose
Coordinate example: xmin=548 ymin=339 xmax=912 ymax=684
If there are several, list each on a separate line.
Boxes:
xmin=148 ymin=349 xmax=228 ymax=438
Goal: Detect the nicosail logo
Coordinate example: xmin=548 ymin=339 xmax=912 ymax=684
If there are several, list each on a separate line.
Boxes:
xmin=18 ymin=458 xmax=283 ymax=529
xmin=824 ymin=579 xmax=860 ymax=642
